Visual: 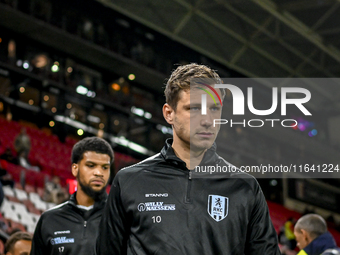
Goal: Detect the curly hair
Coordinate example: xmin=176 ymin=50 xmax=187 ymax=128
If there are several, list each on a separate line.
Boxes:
xmin=164 ymin=63 xmax=223 ymax=110
xmin=71 ymin=137 xmax=114 ymax=164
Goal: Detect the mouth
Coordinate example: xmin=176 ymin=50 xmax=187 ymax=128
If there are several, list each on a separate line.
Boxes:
xmin=91 ymin=179 xmax=105 ymax=186
xmin=196 ymin=132 xmax=214 ymax=138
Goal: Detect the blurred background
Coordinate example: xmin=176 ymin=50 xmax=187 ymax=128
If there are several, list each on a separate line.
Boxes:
xmin=0 ymin=0 xmax=340 ymax=253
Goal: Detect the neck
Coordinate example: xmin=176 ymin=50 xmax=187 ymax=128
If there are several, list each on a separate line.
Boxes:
xmin=76 ymin=189 xmax=95 ymax=207
xmin=172 ymin=137 xmax=206 ymax=170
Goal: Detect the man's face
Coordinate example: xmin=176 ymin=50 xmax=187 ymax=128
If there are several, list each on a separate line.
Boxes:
xmin=72 ymin=151 xmax=111 ymax=200
xmin=8 ymin=240 xmax=32 ymax=255
xmin=294 ymin=228 xmax=309 ymax=250
xmin=171 ymin=87 xmax=223 ymax=152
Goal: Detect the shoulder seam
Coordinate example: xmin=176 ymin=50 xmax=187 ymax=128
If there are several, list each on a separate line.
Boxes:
xmin=44 ymin=201 xmax=70 ymax=212
xmin=120 ymin=153 xmax=161 ymax=172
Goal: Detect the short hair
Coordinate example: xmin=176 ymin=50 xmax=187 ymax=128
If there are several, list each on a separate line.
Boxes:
xmin=5 ymin=231 xmax=32 ymax=253
xmin=295 ymin=214 xmax=327 ymax=239
xmin=71 ymin=137 xmax=114 ymax=164
xmin=164 ymin=63 xmax=223 ymax=110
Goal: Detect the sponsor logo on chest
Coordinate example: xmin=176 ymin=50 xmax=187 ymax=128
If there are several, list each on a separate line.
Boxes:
xmin=145 ymin=193 xmax=168 ymax=197
xmin=50 ymin=236 xmax=75 ymax=245
xmin=137 ymin=201 xmax=175 ymax=212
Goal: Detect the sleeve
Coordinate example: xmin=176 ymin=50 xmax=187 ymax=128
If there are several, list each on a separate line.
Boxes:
xmin=244 ymin=181 xmax=281 ymax=255
xmin=95 ymin=175 xmax=130 ymax=255
xmin=30 ymin=216 xmax=47 ymax=255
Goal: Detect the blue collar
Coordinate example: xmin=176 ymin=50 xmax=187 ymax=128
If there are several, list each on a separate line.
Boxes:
xmin=303 ymin=232 xmax=338 ymax=255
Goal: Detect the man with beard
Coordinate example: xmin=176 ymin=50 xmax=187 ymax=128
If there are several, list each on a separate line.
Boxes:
xmin=30 ymin=137 xmax=113 ymax=255
xmin=96 ymin=63 xmax=280 ymax=254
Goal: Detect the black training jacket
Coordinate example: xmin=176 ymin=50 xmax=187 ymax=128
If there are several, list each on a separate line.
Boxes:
xmin=96 ymin=139 xmax=281 ymax=255
xmin=30 ymin=192 xmax=107 ymax=255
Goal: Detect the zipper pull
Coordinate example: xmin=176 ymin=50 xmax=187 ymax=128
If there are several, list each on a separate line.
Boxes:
xmin=189 ymin=171 xmax=192 ymax=180
xmin=84 ymin=221 xmax=87 ymax=228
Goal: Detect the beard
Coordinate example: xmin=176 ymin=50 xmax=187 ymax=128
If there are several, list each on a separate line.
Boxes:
xmin=77 ymin=172 xmax=106 ymax=201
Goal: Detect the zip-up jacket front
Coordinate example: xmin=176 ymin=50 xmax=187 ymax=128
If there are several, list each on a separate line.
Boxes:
xmin=96 ymin=139 xmax=280 ymax=255
xmin=31 ymin=192 xmax=107 ymax=255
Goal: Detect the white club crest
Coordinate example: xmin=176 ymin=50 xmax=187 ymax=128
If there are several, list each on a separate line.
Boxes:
xmin=207 ymin=195 xmax=229 ymax=222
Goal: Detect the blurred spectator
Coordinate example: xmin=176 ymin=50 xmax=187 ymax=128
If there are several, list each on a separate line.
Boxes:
xmin=17 ymin=151 xmax=39 ymax=172
xmin=0 ymin=161 xmax=14 ymax=188
xmin=278 ymin=217 xmax=297 ymax=255
xmin=0 ymin=148 xmax=18 ymax=165
xmin=285 ymin=217 xmax=297 ymax=250
xmin=43 ymin=176 xmax=68 ymax=204
xmin=294 ymin=214 xmax=340 ymax=255
xmin=4 ymin=231 xmax=32 ymax=255
xmin=14 ymin=128 xmax=31 ymax=161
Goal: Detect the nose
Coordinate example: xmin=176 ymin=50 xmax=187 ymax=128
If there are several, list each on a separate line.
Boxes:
xmin=200 ymin=113 xmax=213 ymax=127
xmin=94 ymin=167 xmax=104 ymax=176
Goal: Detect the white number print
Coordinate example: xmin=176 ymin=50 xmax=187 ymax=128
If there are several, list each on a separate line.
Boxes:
xmin=152 ymin=216 xmax=161 ymax=223
xmin=58 ymin=246 xmax=64 ymax=253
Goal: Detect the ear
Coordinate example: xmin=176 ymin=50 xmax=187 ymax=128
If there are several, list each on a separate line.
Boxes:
xmin=72 ymin=163 xmax=78 ymax=178
xmin=300 ymin=229 xmax=311 ymax=242
xmin=163 ymin=103 xmax=174 ymax=125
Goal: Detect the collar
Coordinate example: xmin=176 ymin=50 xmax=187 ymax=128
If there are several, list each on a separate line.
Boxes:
xmin=160 ymin=138 xmax=220 ymax=170
xmin=69 ymin=191 xmax=107 ymax=211
xmin=303 ymin=232 xmax=338 ymax=255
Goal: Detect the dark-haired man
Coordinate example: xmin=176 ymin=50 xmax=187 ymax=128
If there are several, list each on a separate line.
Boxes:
xmin=96 ymin=64 xmax=280 ymax=254
xmin=5 ymin=231 xmax=32 ymax=255
xmin=31 ymin=137 xmax=114 ymax=255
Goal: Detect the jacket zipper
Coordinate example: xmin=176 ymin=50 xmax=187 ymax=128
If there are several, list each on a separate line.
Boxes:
xmin=83 ymin=220 xmax=87 ymax=238
xmin=185 ymin=171 xmax=192 ymax=203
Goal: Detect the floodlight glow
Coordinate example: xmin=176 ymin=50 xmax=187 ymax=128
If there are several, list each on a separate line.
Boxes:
xmin=76 ymin=85 xmax=88 ymax=95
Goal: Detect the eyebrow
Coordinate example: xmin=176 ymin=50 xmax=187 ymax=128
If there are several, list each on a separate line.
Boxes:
xmin=85 ymin=161 xmax=110 ymax=166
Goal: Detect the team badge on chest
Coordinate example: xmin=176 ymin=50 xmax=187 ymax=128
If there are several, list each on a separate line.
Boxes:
xmin=207 ymin=195 xmax=229 ymax=222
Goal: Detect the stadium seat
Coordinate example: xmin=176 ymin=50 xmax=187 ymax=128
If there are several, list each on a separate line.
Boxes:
xmin=29 ymin=192 xmax=48 ymax=211
xmin=0 ymin=199 xmax=12 ymax=215
xmin=2 ymin=186 xmax=15 ymax=197
xmin=14 ymin=188 xmax=28 ymax=201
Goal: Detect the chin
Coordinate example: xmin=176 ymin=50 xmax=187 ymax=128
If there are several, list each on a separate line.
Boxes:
xmin=93 ymin=186 xmax=105 ymax=191
xmin=191 ymin=141 xmax=213 ymax=151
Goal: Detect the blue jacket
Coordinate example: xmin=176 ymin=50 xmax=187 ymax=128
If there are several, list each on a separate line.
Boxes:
xmin=298 ymin=232 xmax=340 ymax=255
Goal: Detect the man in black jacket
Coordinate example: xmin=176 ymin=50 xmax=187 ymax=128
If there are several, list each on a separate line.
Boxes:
xmin=96 ymin=63 xmax=280 ymax=254
xmin=30 ymin=137 xmax=114 ymax=255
